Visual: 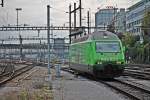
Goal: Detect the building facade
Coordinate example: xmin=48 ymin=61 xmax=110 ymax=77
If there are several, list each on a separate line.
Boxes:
xmin=114 ymin=8 xmax=126 ymax=33
xmin=126 ymin=0 xmax=150 ymax=37
xmin=95 ymin=7 xmax=117 ymax=30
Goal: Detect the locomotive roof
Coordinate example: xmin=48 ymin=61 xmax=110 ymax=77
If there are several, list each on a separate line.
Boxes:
xmin=71 ymin=30 xmax=120 ymax=43
xmin=88 ymin=30 xmax=120 ymax=41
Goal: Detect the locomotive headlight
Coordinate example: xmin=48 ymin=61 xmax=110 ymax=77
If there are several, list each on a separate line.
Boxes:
xmin=98 ymin=62 xmax=102 ymax=64
xmin=116 ymin=61 xmax=121 ymax=64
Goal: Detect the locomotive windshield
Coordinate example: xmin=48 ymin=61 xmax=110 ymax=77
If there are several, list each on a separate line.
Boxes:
xmin=96 ymin=42 xmax=120 ymax=53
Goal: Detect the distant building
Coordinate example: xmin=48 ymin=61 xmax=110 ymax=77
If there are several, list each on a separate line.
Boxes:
xmin=95 ymin=7 xmax=117 ymax=30
xmin=53 ymin=38 xmax=69 ymax=60
xmin=126 ymin=0 xmax=150 ymax=42
xmin=54 ymin=38 xmax=65 ymax=58
xmin=114 ymin=8 xmax=126 ymax=33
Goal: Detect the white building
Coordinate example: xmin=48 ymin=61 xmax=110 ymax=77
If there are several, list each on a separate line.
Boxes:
xmin=126 ymin=0 xmax=150 ymax=39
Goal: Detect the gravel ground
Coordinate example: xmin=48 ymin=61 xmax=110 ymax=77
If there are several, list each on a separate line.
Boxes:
xmin=53 ymin=71 xmax=126 ymax=100
xmin=0 ymin=66 xmax=54 ymax=100
xmin=2 ymin=64 xmax=149 ymax=100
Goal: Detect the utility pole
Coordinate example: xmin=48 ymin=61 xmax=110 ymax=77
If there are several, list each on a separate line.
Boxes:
xmin=47 ymin=5 xmax=52 ymax=88
xmin=89 ymin=9 xmax=91 ymax=33
xmin=74 ymin=3 xmax=76 ymax=28
xmin=16 ymin=8 xmax=22 ymax=61
xmin=68 ymin=0 xmax=82 ymax=43
xmin=39 ymin=39 xmax=42 ymax=62
xmin=1 ymin=0 xmax=4 ymax=7
xmin=87 ymin=11 xmax=90 ymax=34
xmin=19 ymin=34 xmax=23 ymax=61
xmin=38 ymin=30 xmax=40 ymax=37
xmin=79 ymin=0 xmax=82 ymax=27
xmin=69 ymin=4 xmax=71 ymax=44
xmin=1 ymin=40 xmax=4 ymax=44
xmin=16 ymin=8 xmax=22 ymax=27
xmin=51 ymin=24 xmax=54 ymax=55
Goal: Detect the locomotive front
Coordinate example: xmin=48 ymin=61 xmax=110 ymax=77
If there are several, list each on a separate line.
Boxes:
xmin=92 ymin=32 xmax=125 ymax=78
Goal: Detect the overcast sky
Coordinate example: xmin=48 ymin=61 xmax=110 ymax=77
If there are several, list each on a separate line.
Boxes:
xmin=0 ymin=0 xmax=140 ymax=42
xmin=0 ymin=0 xmax=140 ymax=26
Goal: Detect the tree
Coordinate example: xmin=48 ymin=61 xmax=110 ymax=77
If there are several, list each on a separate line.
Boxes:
xmin=122 ymin=32 xmax=137 ymax=47
xmin=142 ymin=8 xmax=150 ymax=36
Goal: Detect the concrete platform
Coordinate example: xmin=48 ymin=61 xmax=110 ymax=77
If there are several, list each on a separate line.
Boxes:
xmin=53 ymin=71 xmax=126 ymax=100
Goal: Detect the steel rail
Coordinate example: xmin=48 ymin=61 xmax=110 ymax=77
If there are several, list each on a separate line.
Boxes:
xmin=0 ymin=65 xmax=33 ymax=86
xmin=100 ymin=79 xmax=150 ymax=100
xmin=124 ymin=71 xmax=150 ymax=80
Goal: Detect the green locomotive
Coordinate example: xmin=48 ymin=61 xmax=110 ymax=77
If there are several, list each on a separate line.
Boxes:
xmin=69 ymin=30 xmax=125 ymax=78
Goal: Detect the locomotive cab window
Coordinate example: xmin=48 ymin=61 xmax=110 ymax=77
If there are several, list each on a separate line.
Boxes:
xmin=96 ymin=42 xmax=120 ymax=53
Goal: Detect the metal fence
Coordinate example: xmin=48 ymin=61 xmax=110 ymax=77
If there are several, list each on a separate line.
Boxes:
xmin=126 ymin=45 xmax=150 ymax=64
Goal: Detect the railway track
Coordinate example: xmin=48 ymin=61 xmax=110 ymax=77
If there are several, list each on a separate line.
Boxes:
xmin=125 ymin=64 xmax=150 ymax=80
xmin=127 ymin=64 xmax=150 ymax=68
xmin=100 ymin=79 xmax=150 ymax=100
xmin=0 ymin=64 xmax=14 ymax=77
xmin=124 ymin=70 xmax=150 ymax=80
xmin=62 ymin=67 xmax=150 ymax=100
xmin=0 ymin=64 xmax=33 ymax=86
xmin=0 ymin=65 xmax=7 ymax=75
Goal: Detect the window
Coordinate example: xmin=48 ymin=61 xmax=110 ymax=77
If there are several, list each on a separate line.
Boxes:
xmin=96 ymin=42 xmax=120 ymax=53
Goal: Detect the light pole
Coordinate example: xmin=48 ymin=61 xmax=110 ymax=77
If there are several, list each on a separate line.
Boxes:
xmin=47 ymin=5 xmax=52 ymax=89
xmin=16 ymin=8 xmax=22 ymax=61
xmin=16 ymin=8 xmax=22 ymax=27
